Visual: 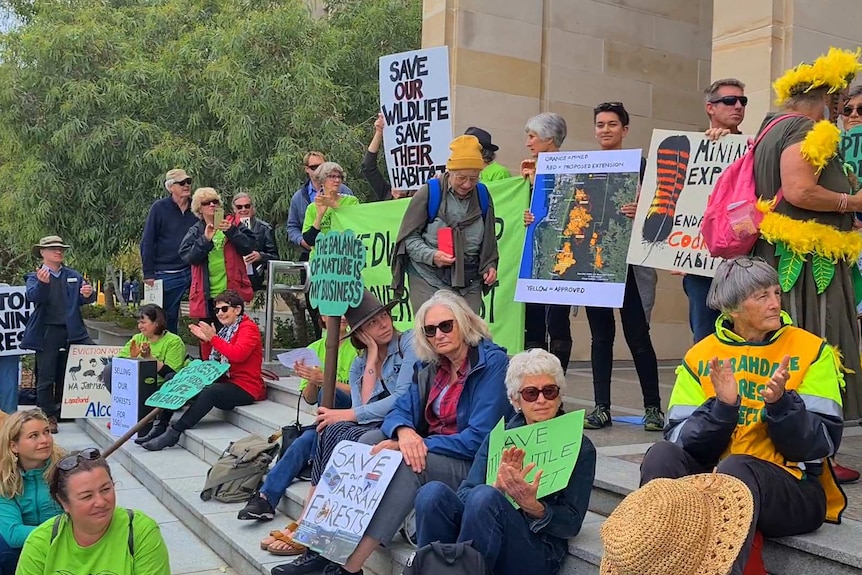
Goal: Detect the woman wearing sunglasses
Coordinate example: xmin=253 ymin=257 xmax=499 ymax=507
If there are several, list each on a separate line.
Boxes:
xmin=841 ymin=85 xmax=862 ymax=132
xmin=16 ymin=448 xmax=169 ymax=575
xmin=272 ymin=290 xmax=511 ymax=575
xmin=0 ymin=410 xmax=65 ymax=575
xmin=179 ymin=187 xmax=257 ymax=325
xmin=302 ymin=162 xmax=359 ymax=258
xmin=413 ymin=349 xmax=596 ymax=575
xmin=142 ymin=290 xmax=265 ymax=451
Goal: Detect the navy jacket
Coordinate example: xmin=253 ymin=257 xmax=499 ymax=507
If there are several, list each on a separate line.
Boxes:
xmin=140 ymin=196 xmax=199 ymax=279
xmin=22 ymin=267 xmax=95 ymax=351
xmin=380 ymin=338 xmax=512 ymax=460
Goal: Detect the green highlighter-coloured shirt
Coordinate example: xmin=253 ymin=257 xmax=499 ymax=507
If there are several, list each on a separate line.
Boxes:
xmin=480 ymin=161 xmax=511 ymax=183
xmin=17 ymin=507 xmax=171 ymax=575
xmin=118 ymin=332 xmax=188 ymax=383
xmin=299 ymin=335 xmax=359 ymax=392
xmin=207 ymin=230 xmax=228 ymax=296
xmin=302 ymin=195 xmax=360 ymax=258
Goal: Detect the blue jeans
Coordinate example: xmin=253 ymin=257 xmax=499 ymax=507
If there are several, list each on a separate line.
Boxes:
xmin=155 ymin=268 xmax=191 ymax=334
xmin=0 ymin=357 xmax=19 ymax=414
xmin=683 ymin=274 xmax=720 ymax=343
xmin=415 ymin=483 xmax=561 ymax=575
xmin=0 ymin=533 xmax=21 ymax=575
xmin=260 ymin=388 xmax=350 ymax=506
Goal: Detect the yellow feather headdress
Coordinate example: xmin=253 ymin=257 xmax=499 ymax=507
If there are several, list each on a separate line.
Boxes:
xmin=773 ymin=47 xmax=862 ymax=105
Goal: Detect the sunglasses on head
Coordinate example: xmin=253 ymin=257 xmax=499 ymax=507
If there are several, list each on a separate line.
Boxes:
xmin=422 ymin=319 xmax=455 ymax=338
xmin=215 ymin=305 xmax=235 ymax=314
xmin=201 ymin=199 xmax=220 ymax=207
xmin=57 ymin=447 xmax=101 ymax=471
xmin=518 ymin=385 xmax=561 ymax=402
xmin=234 ymin=203 xmax=252 ymax=210
xmin=843 ymin=105 xmax=862 ymax=116
xmin=723 ymin=256 xmax=766 ymax=279
xmin=710 ymin=95 xmax=748 ymax=107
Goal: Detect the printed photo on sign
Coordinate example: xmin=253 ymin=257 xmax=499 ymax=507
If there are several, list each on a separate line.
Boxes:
xmin=62 ymin=345 xmax=122 ymax=419
xmin=379 ymin=46 xmax=452 ymax=190
xmin=0 ymin=286 xmax=34 ymax=357
xmin=291 ymin=441 xmax=402 ymax=565
xmin=143 ymin=279 xmax=164 ymax=307
xmin=626 ymin=131 xmax=749 ymax=277
xmin=517 ymin=150 xmax=641 ymax=307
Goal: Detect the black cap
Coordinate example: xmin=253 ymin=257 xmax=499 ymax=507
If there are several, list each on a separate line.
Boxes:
xmin=464 ymin=127 xmax=499 ymax=152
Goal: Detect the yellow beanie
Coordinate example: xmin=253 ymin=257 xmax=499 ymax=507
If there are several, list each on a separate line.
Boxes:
xmin=446 ymin=135 xmax=485 ymax=171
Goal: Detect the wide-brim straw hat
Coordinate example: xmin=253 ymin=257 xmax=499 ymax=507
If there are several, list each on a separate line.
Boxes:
xmin=600 ymin=473 xmax=754 ymax=575
xmin=340 ymin=290 xmax=398 ymax=340
xmin=32 ymin=236 xmax=70 ymax=258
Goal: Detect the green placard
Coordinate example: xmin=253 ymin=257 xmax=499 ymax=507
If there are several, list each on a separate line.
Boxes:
xmin=308 ymin=230 xmax=366 ymax=316
xmin=144 ymin=359 xmax=229 ymax=410
xmin=485 ymin=410 xmax=585 ymax=506
xmin=840 ymin=125 xmax=862 ymax=177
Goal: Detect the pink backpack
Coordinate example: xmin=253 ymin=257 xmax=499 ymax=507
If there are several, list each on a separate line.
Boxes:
xmin=701 ymin=114 xmax=802 ymax=258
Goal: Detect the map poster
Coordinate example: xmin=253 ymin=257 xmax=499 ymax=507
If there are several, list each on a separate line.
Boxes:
xmin=516 ymin=149 xmax=641 ymax=308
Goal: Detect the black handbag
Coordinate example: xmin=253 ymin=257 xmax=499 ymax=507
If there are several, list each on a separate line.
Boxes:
xmin=277 ymin=395 xmax=316 ymax=462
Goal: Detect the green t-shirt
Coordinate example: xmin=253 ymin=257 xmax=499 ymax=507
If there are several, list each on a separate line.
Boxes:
xmin=299 ymin=334 xmax=359 ymax=392
xmin=207 ymin=230 xmax=228 ymax=296
xmin=302 ymin=194 xmax=360 ymax=257
xmin=480 ymin=161 xmax=511 ymax=183
xmin=118 ymin=332 xmax=188 ymax=383
xmin=17 ymin=507 xmax=171 ymax=575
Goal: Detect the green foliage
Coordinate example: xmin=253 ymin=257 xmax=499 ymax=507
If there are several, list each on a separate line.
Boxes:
xmin=0 ymin=0 xmax=421 ymax=276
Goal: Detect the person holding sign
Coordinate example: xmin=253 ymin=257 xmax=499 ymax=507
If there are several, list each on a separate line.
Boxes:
xmin=179 ymin=187 xmax=257 ymax=325
xmin=302 ymin=163 xmax=360 ymax=257
xmin=273 ymin=291 xmax=510 ymax=575
xmin=413 ymin=349 xmax=596 ymax=575
xmin=640 ymin=257 xmax=847 ymax=574
xmin=0 ymin=410 xmax=65 ymax=574
xmin=17 ymin=448 xmax=170 ymax=575
xmin=390 ymin=135 xmax=499 ymax=315
xmin=142 ymin=290 xmax=265 ymax=450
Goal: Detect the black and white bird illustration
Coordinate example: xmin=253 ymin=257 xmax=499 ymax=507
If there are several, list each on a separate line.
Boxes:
xmin=68 ymin=359 xmax=83 ymax=382
xmin=83 ymin=369 xmax=96 ymax=378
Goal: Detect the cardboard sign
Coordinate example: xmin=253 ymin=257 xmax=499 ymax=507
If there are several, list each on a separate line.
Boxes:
xmin=110 ymin=357 xmax=158 ymax=437
xmin=330 ymin=176 xmax=529 ymax=353
xmin=62 ymin=345 xmax=122 ymax=418
xmin=0 ymin=287 xmax=34 ymax=357
xmin=485 ymin=410 xmax=585 ymax=505
xmin=145 ymin=359 xmax=229 ymax=410
xmin=626 ymin=131 xmax=749 ymax=277
xmin=143 ymin=279 xmax=164 ymax=307
xmin=841 ymin=125 xmax=862 ymax=177
xmin=308 ymin=231 xmax=366 ymax=317
xmin=379 ymin=46 xmax=452 ymax=190
xmin=292 ymin=441 xmax=402 ymax=565
xmin=517 ymin=150 xmax=642 ymax=307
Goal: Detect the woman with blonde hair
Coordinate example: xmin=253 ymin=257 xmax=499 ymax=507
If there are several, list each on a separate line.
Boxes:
xmin=0 ymin=409 xmax=64 ymax=574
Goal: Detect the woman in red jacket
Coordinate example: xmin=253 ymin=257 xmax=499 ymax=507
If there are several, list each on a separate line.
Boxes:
xmin=142 ymin=290 xmax=266 ymax=450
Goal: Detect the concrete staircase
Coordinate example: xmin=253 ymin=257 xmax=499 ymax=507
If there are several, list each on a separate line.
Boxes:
xmin=77 ymin=376 xmax=862 ymax=575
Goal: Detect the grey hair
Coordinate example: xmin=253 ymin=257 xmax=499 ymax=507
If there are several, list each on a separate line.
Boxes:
xmin=481 ymin=148 xmax=495 ymax=164
xmin=707 ymin=257 xmax=779 ymax=313
xmin=524 ymin=113 xmax=567 ymax=148
xmin=784 ymin=85 xmax=829 ymax=110
xmin=505 ymin=349 xmax=566 ymax=407
xmin=704 ymin=78 xmax=746 ymax=101
xmin=412 ymin=290 xmax=491 ymax=363
xmin=312 ymin=162 xmax=344 ymax=185
xmin=232 ymin=191 xmax=251 ymax=204
xmin=846 ymin=85 xmax=862 ymax=101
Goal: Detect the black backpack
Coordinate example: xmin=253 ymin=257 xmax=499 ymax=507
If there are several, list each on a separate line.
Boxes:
xmin=402 ymin=541 xmax=491 ymax=575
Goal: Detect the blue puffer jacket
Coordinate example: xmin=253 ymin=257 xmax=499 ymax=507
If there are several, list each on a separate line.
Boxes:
xmin=381 ymin=338 xmax=512 ymax=460
xmin=21 ymin=266 xmax=95 ymax=351
xmin=0 ymin=463 xmax=63 ymax=548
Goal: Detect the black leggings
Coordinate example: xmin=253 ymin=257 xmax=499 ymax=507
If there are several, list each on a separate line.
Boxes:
xmin=524 ymin=304 xmax=572 ymax=346
xmin=173 ymin=382 xmax=255 ymax=432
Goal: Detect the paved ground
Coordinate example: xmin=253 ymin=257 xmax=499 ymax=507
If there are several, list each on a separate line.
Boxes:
xmin=563 ymin=361 xmax=862 ymax=521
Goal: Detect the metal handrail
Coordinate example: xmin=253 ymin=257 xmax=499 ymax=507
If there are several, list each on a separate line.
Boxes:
xmin=263 ymin=260 xmax=310 ymax=362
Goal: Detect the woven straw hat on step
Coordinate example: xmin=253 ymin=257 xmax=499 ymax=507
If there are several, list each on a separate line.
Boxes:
xmin=600 ymin=472 xmax=754 ymax=575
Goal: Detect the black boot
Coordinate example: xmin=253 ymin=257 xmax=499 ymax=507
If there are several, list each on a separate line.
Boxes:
xmin=142 ymin=427 xmax=181 ymax=451
xmin=134 ymin=421 xmax=168 ymax=445
xmin=549 ymin=339 xmax=573 ymax=374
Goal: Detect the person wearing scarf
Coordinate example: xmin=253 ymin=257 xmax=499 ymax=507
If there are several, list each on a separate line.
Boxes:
xmin=142 ymin=289 xmax=266 ymax=451
xmin=391 ymin=135 xmax=499 ymax=314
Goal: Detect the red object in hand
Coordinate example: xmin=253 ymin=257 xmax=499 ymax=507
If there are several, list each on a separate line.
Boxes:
xmin=742 ymin=530 xmax=766 ymax=575
xmin=437 ymin=227 xmax=454 ymax=257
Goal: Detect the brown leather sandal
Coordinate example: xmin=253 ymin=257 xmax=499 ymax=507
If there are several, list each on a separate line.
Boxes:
xmin=267 ymin=530 xmax=306 ymax=556
xmin=259 ymin=521 xmax=299 ymax=550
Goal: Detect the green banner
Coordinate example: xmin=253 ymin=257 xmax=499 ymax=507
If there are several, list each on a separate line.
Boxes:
xmin=145 ymin=359 xmax=229 ymax=410
xmin=330 ymin=176 xmax=528 ymax=353
xmin=485 ymin=410 xmax=585 ymax=505
xmin=841 ymin=125 xmax=862 ymax=177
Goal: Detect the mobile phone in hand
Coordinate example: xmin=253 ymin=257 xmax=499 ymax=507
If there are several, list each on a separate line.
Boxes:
xmin=214 ymin=207 xmax=225 ymax=228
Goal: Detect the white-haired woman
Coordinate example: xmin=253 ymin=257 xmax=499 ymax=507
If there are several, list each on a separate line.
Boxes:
xmin=301 ymin=162 xmax=359 ymax=256
xmin=641 ymin=256 xmax=847 ymax=574
xmin=414 ymin=349 xmax=596 ymax=575
xmin=179 ymin=187 xmax=256 ymax=323
xmin=521 ymin=113 xmax=574 ymax=373
xmin=273 ymin=290 xmax=511 ymax=575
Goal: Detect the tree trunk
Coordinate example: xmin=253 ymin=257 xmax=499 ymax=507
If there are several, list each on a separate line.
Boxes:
xmin=279 ymin=292 xmax=309 ymax=347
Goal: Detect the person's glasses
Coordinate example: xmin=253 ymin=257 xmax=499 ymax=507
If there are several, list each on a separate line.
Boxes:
xmin=201 ymin=199 xmax=220 ymax=207
xmin=234 ymin=203 xmax=252 ymax=210
xmin=215 ymin=305 xmax=234 ymax=314
xmin=843 ymin=105 xmax=862 ymax=116
xmin=710 ymin=96 xmax=748 ymax=107
xmin=518 ymin=385 xmax=561 ymax=402
xmin=594 ymin=101 xmax=624 ymax=112
xmin=422 ymin=319 xmax=455 ymax=338
xmin=57 ymin=447 xmax=101 ymax=471
xmin=326 ymin=173 xmax=344 ymax=180
xmin=724 ymin=256 xmax=766 ymax=279
xmin=452 ymin=174 xmax=479 ymax=185
xmin=175 ymin=179 xmax=192 ymax=186
xmin=306 ymin=164 xmax=322 ymax=170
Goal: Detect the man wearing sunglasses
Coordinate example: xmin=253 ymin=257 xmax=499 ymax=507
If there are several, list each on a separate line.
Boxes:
xmin=231 ymin=192 xmax=279 ymax=291
xmin=140 ymin=168 xmax=198 ymax=334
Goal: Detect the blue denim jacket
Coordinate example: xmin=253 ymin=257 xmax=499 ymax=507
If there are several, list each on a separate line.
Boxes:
xmin=350 ymin=329 xmax=419 ymax=424
xmin=21 ymin=266 xmax=95 ymax=351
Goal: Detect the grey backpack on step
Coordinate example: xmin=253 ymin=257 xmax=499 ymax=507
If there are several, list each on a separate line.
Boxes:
xmin=402 ymin=541 xmax=491 ymax=575
xmin=200 ymin=434 xmax=279 ymax=503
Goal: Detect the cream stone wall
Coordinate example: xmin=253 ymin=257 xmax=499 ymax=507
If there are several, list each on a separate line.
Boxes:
xmin=423 ymin=0 xmax=715 ymax=360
